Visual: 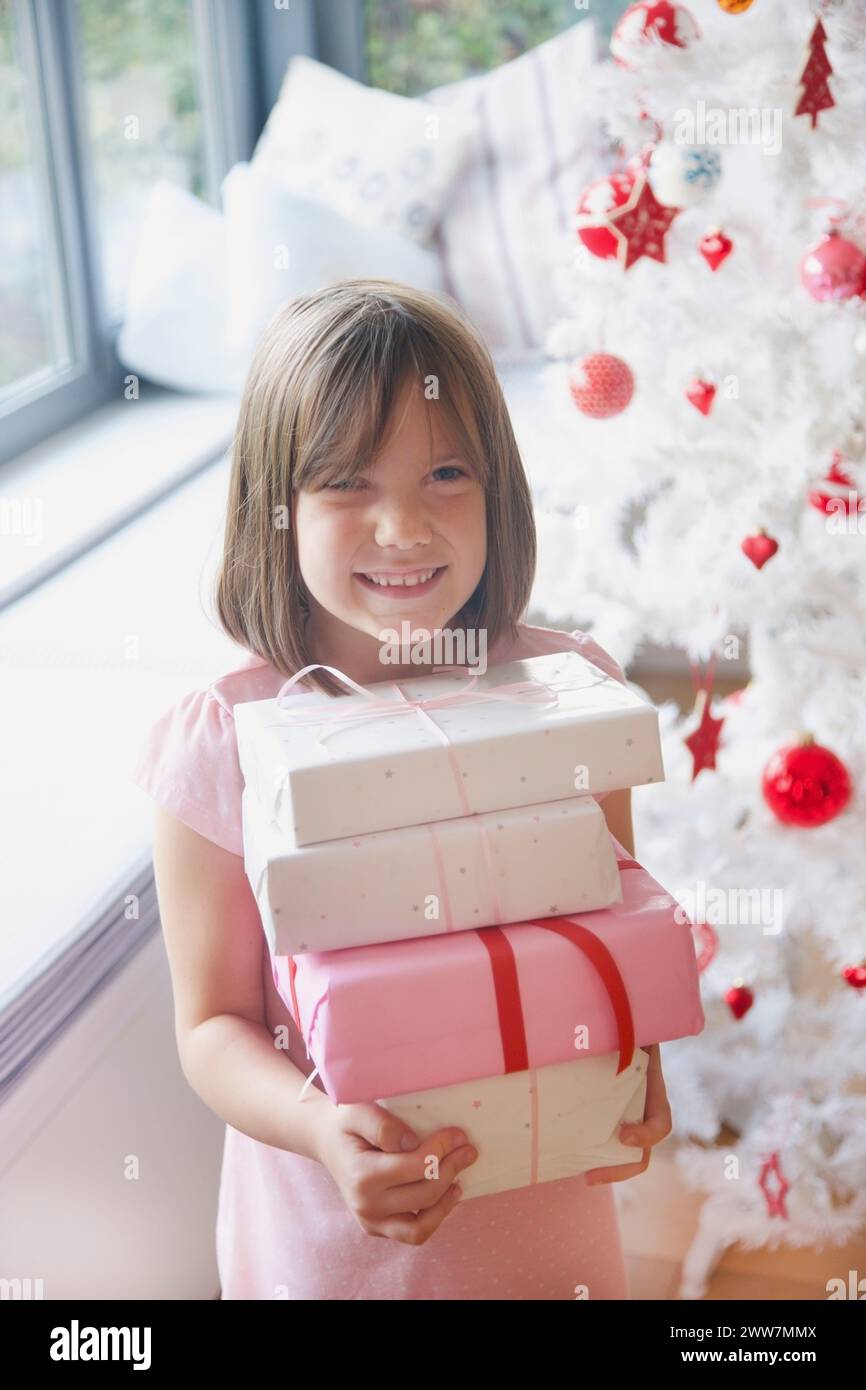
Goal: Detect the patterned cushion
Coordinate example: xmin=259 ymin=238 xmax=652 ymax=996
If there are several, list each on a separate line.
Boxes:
xmin=423 ymin=22 xmax=606 ymax=356
xmin=251 ymin=54 xmax=480 ymax=246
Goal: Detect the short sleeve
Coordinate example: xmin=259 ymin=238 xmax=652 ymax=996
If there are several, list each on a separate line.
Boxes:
xmin=129 ymin=687 xmax=245 ymax=856
xmin=567 ymin=629 xmax=628 ymax=687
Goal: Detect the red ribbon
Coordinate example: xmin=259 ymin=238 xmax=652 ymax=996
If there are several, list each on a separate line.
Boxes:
xmin=478 ymin=915 xmax=636 ymax=1076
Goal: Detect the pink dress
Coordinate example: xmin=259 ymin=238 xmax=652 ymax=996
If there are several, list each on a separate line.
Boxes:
xmin=131 ymin=623 xmax=632 ymax=1300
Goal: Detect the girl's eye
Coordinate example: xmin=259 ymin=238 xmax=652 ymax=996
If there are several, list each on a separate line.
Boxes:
xmin=325 ymin=478 xmax=366 ymax=492
xmin=433 ymin=465 xmax=466 ymax=481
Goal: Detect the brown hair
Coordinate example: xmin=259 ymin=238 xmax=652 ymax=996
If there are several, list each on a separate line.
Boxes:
xmin=213 ymin=278 xmax=537 ymax=696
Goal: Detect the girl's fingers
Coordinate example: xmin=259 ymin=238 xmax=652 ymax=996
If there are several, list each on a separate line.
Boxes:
xmin=370 ymin=1182 xmax=464 ymax=1244
xmin=585 ymin=1151 xmax=649 ymax=1185
xmin=378 ymin=1144 xmax=478 ymax=1217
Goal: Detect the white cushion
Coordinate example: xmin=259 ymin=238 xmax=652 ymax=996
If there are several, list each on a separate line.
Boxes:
xmin=117 ymin=181 xmax=238 ymax=395
xmin=250 ymin=54 xmax=479 ymax=246
xmin=423 ymin=22 xmax=605 ymax=354
xmin=221 ymin=161 xmax=447 ymax=374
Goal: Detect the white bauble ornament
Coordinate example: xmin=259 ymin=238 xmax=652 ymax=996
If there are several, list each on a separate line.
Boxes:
xmin=648 ymin=141 xmax=722 ymax=208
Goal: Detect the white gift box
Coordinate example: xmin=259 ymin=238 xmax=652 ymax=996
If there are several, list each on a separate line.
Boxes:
xmin=377 ymin=1047 xmax=650 ymax=1200
xmin=243 ymin=787 xmax=622 ymax=955
xmin=235 ymin=649 xmax=664 ymax=846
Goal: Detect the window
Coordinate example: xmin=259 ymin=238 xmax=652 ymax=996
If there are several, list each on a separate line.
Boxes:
xmin=77 ymin=0 xmax=211 ymax=320
xmin=363 ymin=0 xmax=629 ymax=96
xmin=0 ymin=0 xmax=255 ymax=467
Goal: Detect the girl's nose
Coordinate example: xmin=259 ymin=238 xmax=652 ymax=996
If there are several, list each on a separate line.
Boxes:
xmin=373 ymin=499 xmax=433 ymax=549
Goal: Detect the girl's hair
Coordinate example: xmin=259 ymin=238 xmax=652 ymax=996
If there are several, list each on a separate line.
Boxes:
xmin=213 ymin=278 xmax=537 ymax=697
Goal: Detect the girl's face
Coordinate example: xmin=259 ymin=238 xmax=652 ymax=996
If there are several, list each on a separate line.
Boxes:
xmin=294 ymin=377 xmax=487 ymax=671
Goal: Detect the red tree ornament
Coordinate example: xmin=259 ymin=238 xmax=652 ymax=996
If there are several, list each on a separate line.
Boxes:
xmin=684 ymin=688 xmax=725 ymax=779
xmin=741 ymin=528 xmax=779 ymax=569
xmin=759 ymin=1151 xmax=790 ymax=1220
xmin=575 ymin=164 xmax=680 ymax=271
xmin=698 ymin=228 xmax=734 ymax=271
xmin=841 ymin=963 xmax=866 ymax=990
xmin=725 ymin=980 xmax=754 ymax=1020
xmin=800 ymin=230 xmax=866 ymax=303
xmin=686 ymin=378 xmax=716 ymax=415
xmin=762 ymin=735 xmax=852 ymax=827
xmin=808 ymin=450 xmax=864 ymax=516
xmin=567 ymin=352 xmax=635 ymax=419
xmin=795 ymin=17 xmax=835 ymax=128
xmin=611 ymin=2 xmax=701 ymax=68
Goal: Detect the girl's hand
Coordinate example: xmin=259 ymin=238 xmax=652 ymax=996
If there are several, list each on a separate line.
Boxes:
xmin=584 ymin=1043 xmax=672 ymax=1186
xmin=313 ymin=1099 xmax=479 ymax=1245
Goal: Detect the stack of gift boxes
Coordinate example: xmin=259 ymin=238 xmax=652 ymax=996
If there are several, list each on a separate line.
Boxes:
xmin=235 ymin=648 xmax=704 ymax=1200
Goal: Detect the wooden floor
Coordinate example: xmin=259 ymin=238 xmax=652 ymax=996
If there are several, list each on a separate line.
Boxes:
xmin=621 ymin=660 xmax=866 ymax=1301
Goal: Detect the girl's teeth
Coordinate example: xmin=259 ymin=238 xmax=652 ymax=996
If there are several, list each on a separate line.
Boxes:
xmin=364 ymin=568 xmax=437 ymax=586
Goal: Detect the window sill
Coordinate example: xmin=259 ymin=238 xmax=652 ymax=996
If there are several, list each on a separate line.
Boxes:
xmin=0 ymin=387 xmax=248 ymax=1094
xmin=0 ymin=386 xmax=240 ymax=612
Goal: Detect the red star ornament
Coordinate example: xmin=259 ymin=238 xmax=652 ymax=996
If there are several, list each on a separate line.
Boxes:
xmin=684 ymin=688 xmax=725 ymax=779
xmin=606 ymin=166 xmax=681 ymax=269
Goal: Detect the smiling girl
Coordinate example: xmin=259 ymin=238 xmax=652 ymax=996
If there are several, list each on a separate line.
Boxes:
xmin=131 ymin=279 xmax=671 ymax=1300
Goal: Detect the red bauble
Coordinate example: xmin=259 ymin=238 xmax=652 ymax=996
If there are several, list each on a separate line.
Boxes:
xmin=725 ymin=981 xmax=754 ymax=1020
xmin=800 ymin=230 xmax=866 ymax=303
xmin=575 ymin=170 xmax=637 ymax=261
xmin=698 ymin=228 xmax=734 ymax=271
xmin=611 ymin=2 xmax=701 ymax=67
xmin=575 ymin=162 xmax=680 ymax=270
xmin=842 ymin=964 xmax=866 ymax=990
xmin=762 ymin=736 xmax=852 ymax=827
xmin=568 ymin=352 xmax=635 ymax=419
xmin=807 ymin=450 xmax=863 ymax=515
xmin=741 ymin=528 xmax=779 ymax=569
xmin=686 ymin=378 xmax=716 ymax=415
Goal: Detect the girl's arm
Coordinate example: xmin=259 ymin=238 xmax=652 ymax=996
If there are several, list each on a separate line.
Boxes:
xmin=600 ymin=787 xmax=635 ymax=857
xmin=152 ymin=805 xmax=478 ymax=1242
xmin=152 ymin=805 xmax=330 ymax=1159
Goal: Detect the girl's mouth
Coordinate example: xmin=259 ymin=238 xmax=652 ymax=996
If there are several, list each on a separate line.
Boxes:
xmin=354 ymin=565 xmax=447 ymax=597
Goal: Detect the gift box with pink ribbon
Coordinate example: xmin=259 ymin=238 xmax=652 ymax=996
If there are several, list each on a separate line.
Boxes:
xmin=272 ymin=840 xmax=704 ymax=1105
xmin=242 ymin=783 xmax=622 ymax=956
xmin=234 ymin=648 xmax=664 ymax=847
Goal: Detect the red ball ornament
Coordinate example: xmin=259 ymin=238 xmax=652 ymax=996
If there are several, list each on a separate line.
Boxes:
xmin=741 ymin=528 xmax=779 ymax=569
xmin=686 ymin=378 xmax=716 ymax=415
xmin=575 ymin=169 xmax=638 ymax=262
xmin=611 ymin=2 xmax=701 ymax=67
xmin=842 ymin=963 xmax=866 ymax=990
xmin=698 ymin=228 xmax=734 ymax=271
xmin=568 ymin=352 xmax=635 ymax=419
xmin=807 ymin=450 xmax=863 ymax=515
xmin=800 ymin=230 xmax=866 ymax=303
xmin=762 ymin=735 xmax=852 ymax=827
xmin=725 ymin=981 xmax=754 ymax=1020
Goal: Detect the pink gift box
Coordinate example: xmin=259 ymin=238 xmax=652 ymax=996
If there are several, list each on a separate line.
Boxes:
xmin=273 ymin=840 xmax=705 ymax=1103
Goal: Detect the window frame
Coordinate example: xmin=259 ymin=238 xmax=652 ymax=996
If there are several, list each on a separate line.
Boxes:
xmin=0 ymin=0 xmax=259 ymax=467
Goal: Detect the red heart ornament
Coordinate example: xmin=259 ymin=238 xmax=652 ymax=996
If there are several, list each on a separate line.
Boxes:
xmin=686 ymin=378 xmax=716 ymax=415
xmin=741 ymin=529 xmax=779 ymax=569
xmin=698 ymin=229 xmax=733 ymax=271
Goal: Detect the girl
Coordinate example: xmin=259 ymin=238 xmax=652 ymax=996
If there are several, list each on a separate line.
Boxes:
xmin=132 ymin=279 xmax=672 ymax=1300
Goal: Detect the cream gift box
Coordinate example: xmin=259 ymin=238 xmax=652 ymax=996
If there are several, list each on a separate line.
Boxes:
xmin=234 ymin=650 xmax=664 ymax=846
xmin=377 ymin=1047 xmax=650 ymax=1200
xmin=242 ymin=786 xmax=622 ymax=955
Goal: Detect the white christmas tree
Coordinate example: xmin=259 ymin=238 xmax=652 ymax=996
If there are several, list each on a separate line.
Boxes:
xmin=534 ymin=0 xmax=866 ymax=1295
